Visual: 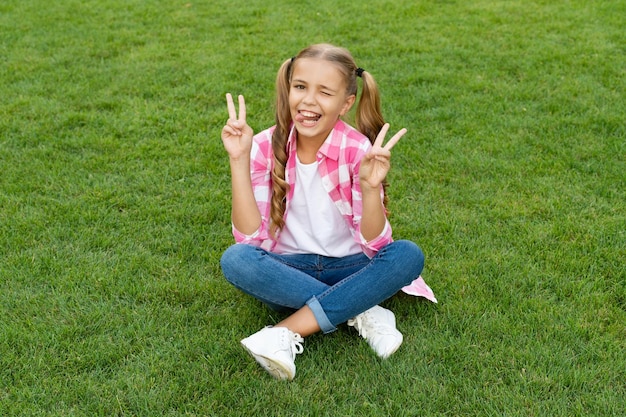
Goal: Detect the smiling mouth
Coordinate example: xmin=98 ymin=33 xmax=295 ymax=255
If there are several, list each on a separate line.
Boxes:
xmin=295 ymin=110 xmax=321 ymax=127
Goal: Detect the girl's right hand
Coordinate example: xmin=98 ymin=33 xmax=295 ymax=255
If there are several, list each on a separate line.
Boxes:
xmin=221 ymin=93 xmax=253 ymax=160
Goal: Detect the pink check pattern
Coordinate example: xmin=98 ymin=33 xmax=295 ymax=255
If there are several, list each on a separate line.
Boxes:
xmin=231 ymin=119 xmax=392 ymax=258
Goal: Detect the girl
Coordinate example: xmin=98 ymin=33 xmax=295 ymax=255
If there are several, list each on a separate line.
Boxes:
xmin=220 ymin=44 xmax=429 ymax=381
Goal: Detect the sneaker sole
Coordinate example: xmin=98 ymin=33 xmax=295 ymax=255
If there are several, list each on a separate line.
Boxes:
xmin=241 ymin=342 xmax=295 ymax=381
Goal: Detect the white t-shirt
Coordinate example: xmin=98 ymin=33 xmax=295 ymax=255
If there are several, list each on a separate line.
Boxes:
xmin=275 ymin=156 xmax=362 ymax=257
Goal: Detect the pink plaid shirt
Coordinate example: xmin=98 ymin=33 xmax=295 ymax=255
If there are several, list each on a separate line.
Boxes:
xmin=232 ymin=119 xmax=393 ymax=258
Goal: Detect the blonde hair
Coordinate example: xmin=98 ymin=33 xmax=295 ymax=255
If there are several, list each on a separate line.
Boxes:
xmin=269 ymin=44 xmax=386 ymax=237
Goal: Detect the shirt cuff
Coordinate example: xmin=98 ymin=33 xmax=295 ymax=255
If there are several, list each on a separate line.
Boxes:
xmin=359 ymin=221 xmax=392 ymax=257
xmin=232 ymin=223 xmax=261 ymax=244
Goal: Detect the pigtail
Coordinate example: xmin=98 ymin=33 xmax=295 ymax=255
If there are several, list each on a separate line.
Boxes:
xmin=355 ymin=70 xmax=389 ymax=208
xmin=269 ymin=58 xmax=293 ymax=237
xmin=355 ymin=71 xmax=385 ymax=145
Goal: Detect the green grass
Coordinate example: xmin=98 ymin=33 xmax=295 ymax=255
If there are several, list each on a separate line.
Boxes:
xmin=1 ymin=0 xmax=624 ymax=415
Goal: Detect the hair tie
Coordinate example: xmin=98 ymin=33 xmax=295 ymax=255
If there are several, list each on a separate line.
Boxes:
xmin=356 ymin=67 xmax=365 ymax=77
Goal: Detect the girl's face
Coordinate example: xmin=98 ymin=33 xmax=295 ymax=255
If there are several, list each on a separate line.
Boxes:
xmin=289 ymin=57 xmax=355 ymax=148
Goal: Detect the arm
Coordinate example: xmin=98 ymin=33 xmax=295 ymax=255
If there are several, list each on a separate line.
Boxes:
xmin=221 ymin=94 xmax=262 ymax=235
xmin=359 ymin=182 xmax=388 ymax=241
xmin=358 ymin=123 xmax=407 ymax=241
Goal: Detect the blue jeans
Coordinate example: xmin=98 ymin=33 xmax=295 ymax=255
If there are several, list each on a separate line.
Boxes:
xmin=220 ymin=240 xmax=424 ymax=333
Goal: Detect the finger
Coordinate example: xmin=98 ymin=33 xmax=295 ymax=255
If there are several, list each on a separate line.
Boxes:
xmin=226 ymin=93 xmax=237 ymax=120
xmin=383 ymin=128 xmax=407 ymax=151
xmin=369 ymin=148 xmax=391 ymax=160
xmin=222 ymin=125 xmax=239 ymax=137
xmin=225 ymin=120 xmax=242 ymax=135
xmin=373 ymin=123 xmax=390 ymax=148
xmin=238 ymin=95 xmax=246 ymax=123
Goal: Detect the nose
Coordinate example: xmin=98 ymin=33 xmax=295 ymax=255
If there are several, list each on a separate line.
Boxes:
xmin=302 ymin=89 xmax=316 ymax=105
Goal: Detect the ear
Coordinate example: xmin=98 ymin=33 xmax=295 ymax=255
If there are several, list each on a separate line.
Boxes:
xmin=340 ymin=94 xmax=356 ymax=117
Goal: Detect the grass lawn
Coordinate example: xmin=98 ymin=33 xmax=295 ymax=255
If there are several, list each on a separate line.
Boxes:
xmin=1 ymin=0 xmax=624 ymax=415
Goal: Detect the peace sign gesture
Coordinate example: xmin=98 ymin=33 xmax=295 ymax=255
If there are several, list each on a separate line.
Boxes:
xmin=221 ymin=93 xmax=254 ymax=160
xmin=359 ymin=123 xmax=407 ymax=189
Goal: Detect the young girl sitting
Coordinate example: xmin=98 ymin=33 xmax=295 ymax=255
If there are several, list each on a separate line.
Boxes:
xmin=220 ymin=43 xmax=429 ymax=381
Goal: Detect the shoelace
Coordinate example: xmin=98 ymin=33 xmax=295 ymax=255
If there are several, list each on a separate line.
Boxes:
xmin=347 ymin=313 xmax=375 ymax=339
xmin=288 ymin=332 xmax=304 ymax=357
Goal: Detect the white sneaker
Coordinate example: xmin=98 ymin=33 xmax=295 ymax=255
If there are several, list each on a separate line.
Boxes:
xmin=240 ymin=326 xmax=304 ymax=381
xmin=347 ymin=305 xmax=403 ymax=359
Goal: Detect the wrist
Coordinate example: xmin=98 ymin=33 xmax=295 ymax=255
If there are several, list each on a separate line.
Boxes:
xmin=229 ymin=155 xmax=250 ymax=165
xmin=229 ymin=156 xmax=251 ymax=176
xmin=359 ymin=180 xmax=380 ymax=194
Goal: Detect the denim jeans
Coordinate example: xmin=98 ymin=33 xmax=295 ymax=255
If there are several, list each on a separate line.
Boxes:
xmin=220 ymin=240 xmax=424 ymax=333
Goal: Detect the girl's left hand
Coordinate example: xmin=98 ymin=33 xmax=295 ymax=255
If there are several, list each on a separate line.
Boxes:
xmin=359 ymin=123 xmax=407 ymax=189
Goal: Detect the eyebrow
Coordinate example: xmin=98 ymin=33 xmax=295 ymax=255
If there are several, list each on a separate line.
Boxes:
xmin=292 ymin=79 xmax=339 ymax=93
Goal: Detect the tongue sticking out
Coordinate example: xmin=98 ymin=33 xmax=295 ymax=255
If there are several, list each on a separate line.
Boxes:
xmin=295 ymin=111 xmax=320 ymax=124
